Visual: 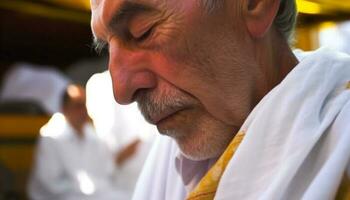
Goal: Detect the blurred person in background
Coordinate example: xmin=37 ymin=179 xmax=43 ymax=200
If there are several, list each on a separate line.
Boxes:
xmin=28 ymin=84 xmax=119 ymax=200
xmin=0 ymin=63 xmax=69 ymax=114
xmin=86 ymin=71 xmax=156 ymax=200
xmin=90 ymin=0 xmax=350 ymax=199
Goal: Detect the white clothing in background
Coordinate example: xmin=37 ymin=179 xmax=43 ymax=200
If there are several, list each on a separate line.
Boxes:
xmin=0 ymin=63 xmax=70 ymax=114
xmin=28 ymin=113 xmax=118 ymax=200
xmin=132 ymin=135 xmax=186 ymax=200
xmin=319 ymin=20 xmax=350 ymax=55
xmin=133 ymin=48 xmax=350 ymax=200
xmin=86 ymin=71 xmax=157 ymax=200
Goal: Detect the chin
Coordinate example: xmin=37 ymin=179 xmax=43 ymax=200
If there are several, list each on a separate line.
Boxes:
xmin=159 ymin=119 xmax=235 ymax=161
xmin=176 ymin=135 xmax=225 ymax=161
xmin=155 ymin=106 xmax=237 ymax=161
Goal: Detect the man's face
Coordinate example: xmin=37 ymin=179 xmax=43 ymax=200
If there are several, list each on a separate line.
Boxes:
xmin=64 ymin=89 xmax=89 ymax=127
xmin=91 ymin=0 xmax=261 ymax=160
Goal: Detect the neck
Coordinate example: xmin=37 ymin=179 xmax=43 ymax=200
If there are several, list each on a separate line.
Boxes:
xmin=253 ymin=27 xmax=299 ymax=105
xmin=69 ymin=120 xmax=85 ymax=138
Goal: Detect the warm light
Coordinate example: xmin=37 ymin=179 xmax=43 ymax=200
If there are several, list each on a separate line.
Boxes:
xmin=0 ymin=0 xmax=90 ymax=24
xmin=77 ymin=170 xmax=95 ymax=195
xmin=319 ymin=21 xmax=337 ymax=29
xmin=40 ymin=113 xmax=66 ymax=138
xmin=85 ymin=73 xmax=116 ymax=141
xmin=319 ymin=21 xmax=347 ymax=53
xmin=296 ymin=0 xmax=322 ymax=14
xmin=50 ymin=0 xmax=91 ymax=11
xmin=67 ymin=85 xmax=82 ymax=99
xmin=85 ymin=72 xmax=157 ymax=151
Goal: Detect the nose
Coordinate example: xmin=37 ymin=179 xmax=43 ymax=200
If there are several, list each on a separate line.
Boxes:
xmin=108 ymin=41 xmax=157 ymax=105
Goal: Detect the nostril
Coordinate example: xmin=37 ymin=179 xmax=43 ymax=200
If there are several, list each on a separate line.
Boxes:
xmin=132 ymin=88 xmax=150 ymax=103
xmin=129 ymin=70 xmax=157 ymax=97
xmin=111 ymin=70 xmax=157 ymax=105
xmin=108 ymin=43 xmax=157 ymax=105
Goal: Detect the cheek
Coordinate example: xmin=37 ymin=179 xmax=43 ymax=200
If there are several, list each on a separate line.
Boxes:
xmin=149 ymin=51 xmax=186 ymax=83
xmin=149 ymin=51 xmax=222 ymax=114
xmin=149 ymin=48 xmax=212 ymax=93
xmin=149 ymin=47 xmax=246 ymax=126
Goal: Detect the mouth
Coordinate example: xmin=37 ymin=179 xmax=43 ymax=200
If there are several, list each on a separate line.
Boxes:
xmin=149 ymin=107 xmax=187 ymax=125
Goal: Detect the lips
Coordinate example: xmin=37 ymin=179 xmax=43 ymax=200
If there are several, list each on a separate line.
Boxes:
xmin=136 ymin=88 xmax=194 ymax=126
xmin=148 ymin=107 xmax=186 ymax=125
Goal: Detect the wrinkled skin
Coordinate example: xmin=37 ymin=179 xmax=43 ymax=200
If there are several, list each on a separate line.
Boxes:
xmin=90 ymin=0 xmax=297 ymax=160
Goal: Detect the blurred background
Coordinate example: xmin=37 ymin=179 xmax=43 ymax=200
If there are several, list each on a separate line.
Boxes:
xmin=0 ymin=0 xmax=349 ymax=199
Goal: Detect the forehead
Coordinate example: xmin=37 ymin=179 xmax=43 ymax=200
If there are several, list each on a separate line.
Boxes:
xmin=91 ymin=0 xmax=161 ymax=14
xmin=90 ymin=0 xmax=196 ymax=44
xmin=90 ymin=0 xmax=192 ymax=23
xmin=91 ymin=0 xmax=156 ymax=35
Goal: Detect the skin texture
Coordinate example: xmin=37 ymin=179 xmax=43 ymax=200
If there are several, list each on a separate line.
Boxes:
xmin=90 ymin=0 xmax=298 ymax=160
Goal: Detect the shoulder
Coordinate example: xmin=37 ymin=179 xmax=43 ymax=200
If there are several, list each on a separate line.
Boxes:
xmin=292 ymin=48 xmax=350 ymax=80
xmin=294 ymin=48 xmax=350 ymax=73
xmin=286 ymin=48 xmax=350 ymax=101
xmin=39 ymin=113 xmax=72 ymax=142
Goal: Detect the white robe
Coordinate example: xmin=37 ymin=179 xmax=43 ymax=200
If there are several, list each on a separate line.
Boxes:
xmin=28 ymin=113 xmax=119 ymax=200
xmin=132 ymin=48 xmax=350 ymax=200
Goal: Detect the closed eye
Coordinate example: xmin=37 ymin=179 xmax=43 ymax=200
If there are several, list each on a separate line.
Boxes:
xmin=134 ymin=25 xmax=155 ymax=42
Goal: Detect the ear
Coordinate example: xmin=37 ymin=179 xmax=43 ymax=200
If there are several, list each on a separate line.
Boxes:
xmin=244 ymin=0 xmax=280 ymax=38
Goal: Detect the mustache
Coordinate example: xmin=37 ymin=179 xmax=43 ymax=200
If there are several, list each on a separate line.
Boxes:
xmin=136 ymin=88 xmax=194 ymax=123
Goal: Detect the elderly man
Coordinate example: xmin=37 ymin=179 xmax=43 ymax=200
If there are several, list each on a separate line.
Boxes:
xmin=90 ymin=0 xmax=350 ymax=199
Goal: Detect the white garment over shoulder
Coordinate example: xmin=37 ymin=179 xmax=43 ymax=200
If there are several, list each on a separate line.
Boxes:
xmin=28 ymin=113 xmax=119 ymax=200
xmin=133 ymin=48 xmax=350 ymax=200
xmin=216 ymin=48 xmax=350 ymax=200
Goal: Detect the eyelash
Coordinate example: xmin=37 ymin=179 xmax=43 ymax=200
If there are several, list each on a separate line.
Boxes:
xmin=94 ymin=24 xmax=156 ymax=54
xmin=133 ymin=25 xmax=155 ymax=43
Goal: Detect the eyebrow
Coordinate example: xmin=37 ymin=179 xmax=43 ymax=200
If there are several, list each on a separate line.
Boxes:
xmin=92 ymin=1 xmax=155 ymax=53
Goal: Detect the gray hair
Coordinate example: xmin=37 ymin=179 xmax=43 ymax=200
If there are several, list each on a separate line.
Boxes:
xmin=202 ymin=0 xmax=297 ymax=42
xmin=275 ymin=0 xmax=297 ymax=42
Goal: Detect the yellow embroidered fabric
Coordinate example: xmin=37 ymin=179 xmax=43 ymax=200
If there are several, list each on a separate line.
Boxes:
xmin=186 ymin=82 xmax=350 ymax=200
xmin=186 ymin=129 xmax=350 ymax=200
xmin=186 ymin=132 xmax=244 ymax=200
xmin=346 ymin=81 xmax=350 ymax=89
xmin=336 ymin=172 xmax=350 ymax=200
xmin=337 ymin=81 xmax=350 ymax=199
